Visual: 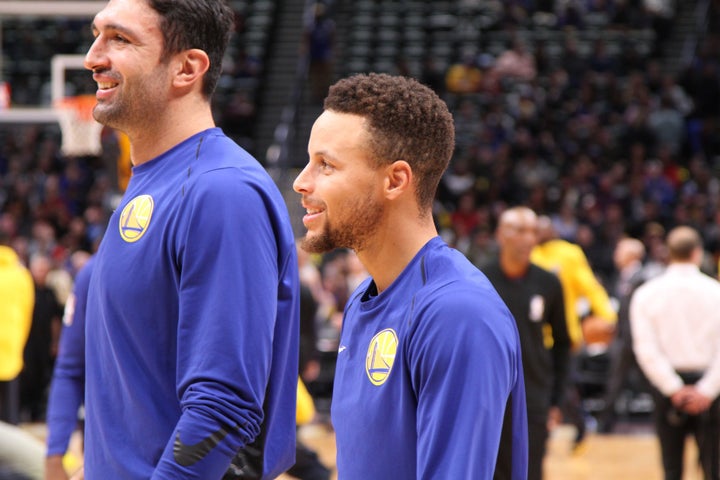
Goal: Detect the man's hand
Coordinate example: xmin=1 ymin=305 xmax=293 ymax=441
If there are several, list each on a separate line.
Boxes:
xmin=681 ymin=388 xmax=712 ymax=415
xmin=672 ymin=386 xmax=712 ymax=415
xmin=547 ymin=406 xmax=563 ymax=431
xmin=45 ymin=455 xmax=69 ymax=480
xmin=670 ymin=386 xmax=693 ymax=409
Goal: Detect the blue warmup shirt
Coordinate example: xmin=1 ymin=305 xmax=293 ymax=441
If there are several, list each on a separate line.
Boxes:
xmin=46 ymin=256 xmax=95 ymax=456
xmin=331 ymin=237 xmax=528 ymax=479
xmin=84 ymin=128 xmax=299 ymax=479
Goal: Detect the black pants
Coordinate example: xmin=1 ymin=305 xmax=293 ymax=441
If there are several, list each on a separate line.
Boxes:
xmin=285 ymin=442 xmax=331 ymax=480
xmin=652 ymin=373 xmax=720 ymax=480
xmin=527 ymin=416 xmax=549 ymax=480
xmin=598 ymin=338 xmax=650 ymax=430
xmin=0 ymin=379 xmax=20 ymax=425
xmin=496 ymin=410 xmax=548 ymax=480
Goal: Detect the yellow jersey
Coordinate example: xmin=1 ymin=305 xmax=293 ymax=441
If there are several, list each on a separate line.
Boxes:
xmin=531 ymin=239 xmax=617 ymax=348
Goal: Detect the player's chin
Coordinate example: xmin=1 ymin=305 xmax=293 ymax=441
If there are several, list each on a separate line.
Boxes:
xmin=300 ymin=232 xmax=335 ymax=254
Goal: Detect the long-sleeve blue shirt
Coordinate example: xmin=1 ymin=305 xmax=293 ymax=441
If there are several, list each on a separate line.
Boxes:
xmin=331 ymin=237 xmax=528 ymax=479
xmin=84 ymin=128 xmax=299 ymax=479
xmin=46 ymin=256 xmax=95 ymax=456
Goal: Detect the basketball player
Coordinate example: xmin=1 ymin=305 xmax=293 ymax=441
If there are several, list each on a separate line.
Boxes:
xmin=294 ymin=73 xmax=528 ymax=479
xmin=82 ymin=0 xmax=299 ymax=478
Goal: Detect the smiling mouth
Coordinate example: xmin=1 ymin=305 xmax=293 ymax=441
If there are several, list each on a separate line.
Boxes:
xmin=97 ymin=81 xmax=118 ymax=90
xmin=305 ymin=207 xmax=324 ymax=215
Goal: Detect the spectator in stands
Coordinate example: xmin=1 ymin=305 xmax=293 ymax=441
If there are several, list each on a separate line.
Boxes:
xmin=445 ymin=51 xmax=485 ymax=94
xmin=220 ymin=90 xmax=257 ymax=150
xmin=489 ymin=37 xmax=537 ymax=86
xmin=643 ymin=0 xmax=675 ymax=57
xmin=648 ymin=93 xmax=686 ymax=155
xmin=419 ymin=55 xmax=447 ymax=97
xmin=558 ymin=34 xmax=587 ymax=85
xmin=556 ymin=0 xmax=586 ymax=30
xmin=451 ymin=192 xmax=483 ymax=241
xmin=20 ymin=253 xmax=63 ymax=422
xmin=304 ymin=2 xmax=336 ymax=103
xmin=587 ymin=38 xmax=617 ymax=75
xmin=0 ymin=234 xmax=35 ymax=426
xmin=615 ymin=38 xmax=648 ymax=76
xmin=610 ymin=0 xmax=649 ymax=30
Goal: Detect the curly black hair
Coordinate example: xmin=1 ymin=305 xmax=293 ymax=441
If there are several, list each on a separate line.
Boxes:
xmin=324 ymin=73 xmax=455 ymax=212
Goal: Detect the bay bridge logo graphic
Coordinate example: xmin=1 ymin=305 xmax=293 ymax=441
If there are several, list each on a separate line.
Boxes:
xmin=365 ymin=328 xmax=398 ymax=386
xmin=119 ymin=194 xmax=154 ymax=243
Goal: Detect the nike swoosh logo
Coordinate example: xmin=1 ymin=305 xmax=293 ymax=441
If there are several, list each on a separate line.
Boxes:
xmin=173 ymin=425 xmax=232 ymax=467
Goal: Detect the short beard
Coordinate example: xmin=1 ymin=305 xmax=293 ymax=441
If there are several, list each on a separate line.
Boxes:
xmin=300 ymin=191 xmax=383 ymax=254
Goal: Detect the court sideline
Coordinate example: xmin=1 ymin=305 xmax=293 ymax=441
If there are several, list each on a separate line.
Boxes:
xmin=20 ymin=420 xmax=702 ymax=479
xmin=283 ymin=421 xmax=703 ymax=480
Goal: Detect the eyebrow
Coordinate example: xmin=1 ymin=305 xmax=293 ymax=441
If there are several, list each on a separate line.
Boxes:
xmin=312 ymin=149 xmax=338 ymax=162
xmin=91 ymin=21 xmax=137 ymax=39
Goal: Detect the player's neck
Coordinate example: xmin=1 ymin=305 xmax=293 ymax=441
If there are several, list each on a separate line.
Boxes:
xmin=356 ymin=216 xmax=437 ymax=294
xmin=129 ymin=101 xmax=215 ymax=165
xmin=500 ymin=255 xmax=529 ymax=279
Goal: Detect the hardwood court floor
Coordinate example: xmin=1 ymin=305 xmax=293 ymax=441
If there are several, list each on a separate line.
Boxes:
xmin=281 ymin=422 xmax=703 ymax=480
xmin=23 ymin=420 xmax=701 ymax=479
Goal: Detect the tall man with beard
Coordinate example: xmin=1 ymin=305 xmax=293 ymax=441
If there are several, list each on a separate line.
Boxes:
xmin=81 ymin=1 xmax=299 ymax=478
xmin=293 ymin=73 xmax=528 ymax=480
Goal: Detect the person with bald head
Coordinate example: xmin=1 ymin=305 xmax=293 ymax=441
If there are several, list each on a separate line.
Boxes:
xmin=484 ymin=207 xmax=571 ymax=480
xmin=598 ymin=237 xmax=652 ymax=433
xmin=630 ymin=226 xmax=720 ymax=480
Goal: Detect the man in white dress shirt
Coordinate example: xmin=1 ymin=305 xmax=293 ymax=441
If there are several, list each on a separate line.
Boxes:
xmin=630 ymin=225 xmax=720 ymax=480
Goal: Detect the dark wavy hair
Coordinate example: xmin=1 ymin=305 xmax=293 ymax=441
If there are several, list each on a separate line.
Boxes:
xmin=324 ymin=73 xmax=456 ymax=212
xmin=147 ymin=0 xmax=234 ymax=98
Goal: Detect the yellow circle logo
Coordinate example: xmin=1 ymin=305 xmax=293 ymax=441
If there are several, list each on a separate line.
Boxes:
xmin=119 ymin=194 xmax=154 ymax=243
xmin=365 ymin=328 xmax=398 ymax=386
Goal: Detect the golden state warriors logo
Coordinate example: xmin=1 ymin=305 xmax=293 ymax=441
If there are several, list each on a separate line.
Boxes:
xmin=119 ymin=194 xmax=154 ymax=243
xmin=365 ymin=328 xmax=398 ymax=386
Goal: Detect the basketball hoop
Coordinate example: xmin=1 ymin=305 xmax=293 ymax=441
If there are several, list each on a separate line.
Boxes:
xmin=55 ymin=94 xmax=104 ymax=157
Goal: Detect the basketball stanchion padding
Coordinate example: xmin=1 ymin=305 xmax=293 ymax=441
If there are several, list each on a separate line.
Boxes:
xmin=55 ymin=94 xmax=104 ymax=157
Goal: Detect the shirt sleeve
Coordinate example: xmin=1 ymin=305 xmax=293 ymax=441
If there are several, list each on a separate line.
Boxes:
xmin=695 ymin=280 xmax=720 ymax=399
xmin=408 ymin=287 xmax=527 ymax=480
xmin=547 ymin=274 xmax=571 ymax=408
xmin=46 ymin=258 xmax=93 ymax=456
xmin=570 ymin=246 xmax=617 ymax=323
xmin=629 ymin=286 xmax=684 ymax=396
xmin=151 ymin=170 xmax=284 ymax=478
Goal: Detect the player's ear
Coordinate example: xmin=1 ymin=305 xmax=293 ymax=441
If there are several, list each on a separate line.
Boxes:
xmin=173 ymin=49 xmax=210 ymax=91
xmin=384 ymin=160 xmax=412 ymax=200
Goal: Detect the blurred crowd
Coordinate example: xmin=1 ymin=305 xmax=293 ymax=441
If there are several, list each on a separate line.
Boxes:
xmin=427 ymin=1 xmax=720 ymax=286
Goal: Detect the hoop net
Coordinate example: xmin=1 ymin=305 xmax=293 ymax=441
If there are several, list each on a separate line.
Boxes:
xmin=55 ymin=94 xmax=104 ymax=157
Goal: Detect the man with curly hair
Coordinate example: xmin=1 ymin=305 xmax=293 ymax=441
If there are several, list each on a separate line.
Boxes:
xmin=294 ymin=73 xmax=528 ymax=479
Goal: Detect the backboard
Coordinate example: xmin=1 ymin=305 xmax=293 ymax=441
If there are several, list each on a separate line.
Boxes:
xmin=0 ymin=1 xmax=104 ymax=123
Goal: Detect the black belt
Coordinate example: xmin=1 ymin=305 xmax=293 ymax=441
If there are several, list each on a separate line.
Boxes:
xmin=677 ymin=371 xmax=704 ymax=384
